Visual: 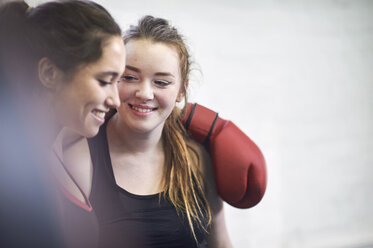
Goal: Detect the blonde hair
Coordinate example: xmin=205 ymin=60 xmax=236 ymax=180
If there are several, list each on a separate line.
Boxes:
xmin=123 ymin=15 xmax=212 ymax=241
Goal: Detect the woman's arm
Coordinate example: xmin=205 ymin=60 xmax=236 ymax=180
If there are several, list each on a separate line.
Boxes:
xmin=207 ymin=200 xmax=233 ymax=248
xmin=188 ymin=139 xmax=234 ymax=248
xmin=202 ymin=147 xmax=234 ymax=248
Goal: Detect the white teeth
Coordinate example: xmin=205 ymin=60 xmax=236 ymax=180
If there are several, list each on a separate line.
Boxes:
xmin=131 ymin=106 xmax=153 ymax=113
xmin=93 ymin=110 xmax=105 ymax=119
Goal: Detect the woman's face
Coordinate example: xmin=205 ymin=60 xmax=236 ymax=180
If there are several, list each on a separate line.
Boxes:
xmin=117 ymin=39 xmax=184 ymax=135
xmin=53 ymin=36 xmax=126 ymax=138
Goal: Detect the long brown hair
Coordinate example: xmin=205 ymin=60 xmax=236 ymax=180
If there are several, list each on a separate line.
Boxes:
xmin=123 ymin=15 xmax=212 ymax=241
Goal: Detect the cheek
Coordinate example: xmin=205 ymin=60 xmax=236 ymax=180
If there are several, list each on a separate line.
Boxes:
xmin=158 ymin=89 xmax=180 ymax=108
xmin=91 ymin=87 xmax=108 ymax=102
xmin=118 ymin=83 xmax=132 ymax=101
xmin=54 ymin=86 xmax=77 ymax=111
xmin=57 ymin=81 xmax=86 ymax=106
xmin=71 ymin=77 xmax=105 ymax=104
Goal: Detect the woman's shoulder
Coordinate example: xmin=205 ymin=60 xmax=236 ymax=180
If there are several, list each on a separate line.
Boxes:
xmin=185 ymin=138 xmax=216 ymax=190
xmin=185 ymin=137 xmax=210 ymax=167
xmin=185 ymin=135 xmax=223 ymax=212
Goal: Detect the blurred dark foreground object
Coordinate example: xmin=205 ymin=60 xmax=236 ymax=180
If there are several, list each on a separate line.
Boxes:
xmin=0 ymin=81 xmax=64 ymax=248
xmin=0 ymin=1 xmax=64 ymax=246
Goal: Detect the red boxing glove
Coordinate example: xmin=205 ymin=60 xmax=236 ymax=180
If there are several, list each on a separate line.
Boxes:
xmin=183 ymin=103 xmax=267 ymax=208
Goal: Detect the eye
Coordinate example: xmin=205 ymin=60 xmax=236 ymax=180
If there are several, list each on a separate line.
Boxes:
xmin=121 ymin=75 xmax=138 ymax=82
xmin=98 ymin=80 xmax=112 ymax=86
xmin=154 ymin=80 xmax=170 ymax=87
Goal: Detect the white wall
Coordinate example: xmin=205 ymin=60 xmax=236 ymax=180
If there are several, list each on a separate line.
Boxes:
xmin=26 ymin=0 xmax=373 ymax=247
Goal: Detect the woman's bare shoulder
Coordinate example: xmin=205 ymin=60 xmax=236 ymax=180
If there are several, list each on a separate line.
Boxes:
xmin=185 ymin=137 xmax=211 ymax=170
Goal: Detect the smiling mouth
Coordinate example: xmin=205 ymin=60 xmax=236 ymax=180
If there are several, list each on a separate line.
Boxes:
xmin=92 ymin=109 xmax=106 ymax=119
xmin=129 ymin=104 xmax=157 ymax=113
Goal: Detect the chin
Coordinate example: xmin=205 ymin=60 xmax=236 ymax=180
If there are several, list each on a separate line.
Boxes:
xmin=130 ymin=126 xmax=149 ymax=134
xmin=82 ymin=126 xmax=100 ymax=138
xmin=133 ymin=121 xmax=164 ymax=134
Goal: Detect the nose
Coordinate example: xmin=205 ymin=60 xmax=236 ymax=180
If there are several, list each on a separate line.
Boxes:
xmin=105 ymin=84 xmax=121 ymax=108
xmin=135 ymin=81 xmax=154 ymax=101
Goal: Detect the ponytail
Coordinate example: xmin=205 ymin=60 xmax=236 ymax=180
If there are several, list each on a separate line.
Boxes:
xmin=0 ymin=1 xmax=29 ymax=25
xmin=0 ymin=1 xmax=34 ymax=89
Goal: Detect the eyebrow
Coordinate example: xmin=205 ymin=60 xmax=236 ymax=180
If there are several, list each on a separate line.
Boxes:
xmin=98 ymin=71 xmax=119 ymax=79
xmin=126 ymin=65 xmax=175 ymax=78
xmin=126 ymin=65 xmax=140 ymax=73
xmin=155 ymin=72 xmax=175 ymax=78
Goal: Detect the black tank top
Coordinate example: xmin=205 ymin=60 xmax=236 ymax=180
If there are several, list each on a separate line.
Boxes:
xmin=58 ymin=191 xmax=99 ymax=248
xmin=88 ymin=121 xmax=208 ymax=248
xmin=55 ymin=151 xmax=99 ymax=248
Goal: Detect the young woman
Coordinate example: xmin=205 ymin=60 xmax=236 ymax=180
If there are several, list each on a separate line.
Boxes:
xmin=87 ymin=16 xmax=233 ymax=247
xmin=0 ymin=1 xmax=126 ymax=247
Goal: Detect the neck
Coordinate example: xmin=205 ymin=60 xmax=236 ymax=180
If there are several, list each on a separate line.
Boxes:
xmin=107 ymin=113 xmax=164 ymax=154
xmin=52 ymin=127 xmax=83 ymax=159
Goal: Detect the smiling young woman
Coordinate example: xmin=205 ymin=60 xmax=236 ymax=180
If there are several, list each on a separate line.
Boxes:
xmin=50 ymin=35 xmax=125 ymax=138
xmin=0 ymin=1 xmax=126 ymax=247
xmin=87 ymin=16 xmax=233 ymax=248
xmin=115 ymin=39 xmax=184 ymax=135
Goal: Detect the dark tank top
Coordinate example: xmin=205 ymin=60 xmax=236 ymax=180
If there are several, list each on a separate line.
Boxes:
xmin=58 ymin=191 xmax=99 ymax=248
xmin=56 ymin=154 xmax=99 ymax=248
xmin=88 ymin=120 xmax=208 ymax=248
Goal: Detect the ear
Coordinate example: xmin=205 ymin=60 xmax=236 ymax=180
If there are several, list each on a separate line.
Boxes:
xmin=38 ymin=57 xmax=62 ymax=90
xmin=176 ymin=79 xmax=188 ymax=102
